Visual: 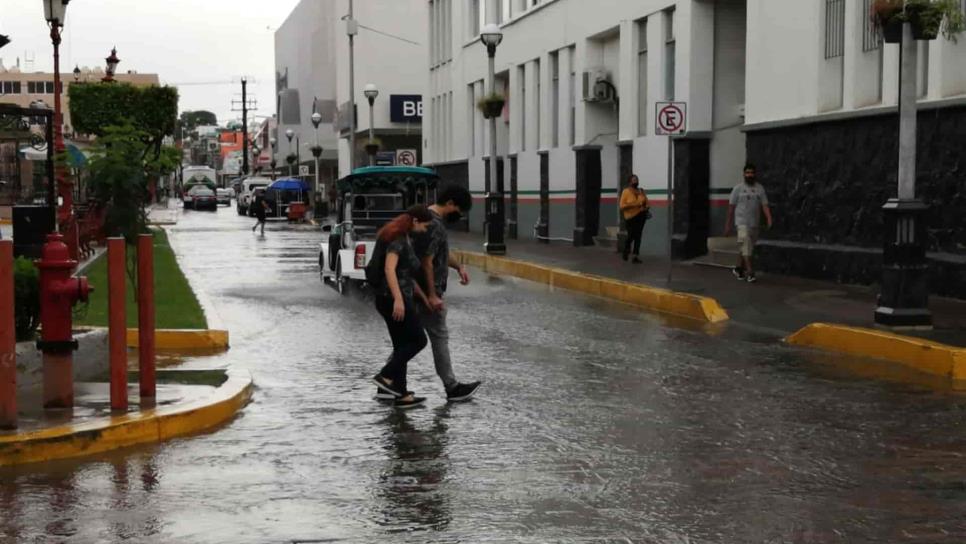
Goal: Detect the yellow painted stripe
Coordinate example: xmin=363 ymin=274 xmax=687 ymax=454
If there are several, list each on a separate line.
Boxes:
xmin=452 ymin=250 xmax=729 ymax=324
xmin=126 ymin=329 xmax=230 ymax=350
xmin=0 ymin=369 xmax=253 ymax=466
xmin=786 ymin=323 xmax=966 ymax=380
xmin=0 ymin=219 xmax=11 ymax=225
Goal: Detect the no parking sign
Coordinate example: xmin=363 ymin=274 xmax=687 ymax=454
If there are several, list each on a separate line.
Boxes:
xmin=396 ymin=149 xmax=418 ymax=166
xmin=655 ymin=102 xmax=687 ymax=136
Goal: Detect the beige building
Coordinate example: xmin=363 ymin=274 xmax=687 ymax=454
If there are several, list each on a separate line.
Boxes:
xmin=0 ymin=63 xmax=160 ymax=136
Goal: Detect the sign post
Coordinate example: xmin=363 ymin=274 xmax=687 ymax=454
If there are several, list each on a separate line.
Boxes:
xmin=655 ymin=102 xmax=687 ymax=284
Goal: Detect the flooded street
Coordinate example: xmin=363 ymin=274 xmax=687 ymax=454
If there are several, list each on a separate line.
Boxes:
xmin=3 ymin=208 xmax=966 ymax=543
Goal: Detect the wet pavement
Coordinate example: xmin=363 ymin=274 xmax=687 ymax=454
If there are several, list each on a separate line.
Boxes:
xmin=2 ymin=206 xmax=966 ymax=543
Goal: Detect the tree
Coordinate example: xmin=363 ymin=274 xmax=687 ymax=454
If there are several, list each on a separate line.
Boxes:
xmin=178 ymin=110 xmax=218 ymax=134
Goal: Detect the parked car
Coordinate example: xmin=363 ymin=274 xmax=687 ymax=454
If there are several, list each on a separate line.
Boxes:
xmin=320 ymin=166 xmax=438 ymax=295
xmin=216 ymin=187 xmax=233 ymax=206
xmin=237 ymin=177 xmax=272 ymax=216
xmin=184 ymin=185 xmax=218 ymax=211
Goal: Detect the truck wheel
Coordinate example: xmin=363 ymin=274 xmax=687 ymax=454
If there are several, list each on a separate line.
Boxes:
xmin=335 ymin=258 xmax=351 ymax=296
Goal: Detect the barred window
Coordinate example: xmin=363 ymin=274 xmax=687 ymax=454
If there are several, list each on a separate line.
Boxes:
xmin=825 ymin=0 xmax=846 ymax=59
xmin=862 ymin=0 xmax=881 ymax=52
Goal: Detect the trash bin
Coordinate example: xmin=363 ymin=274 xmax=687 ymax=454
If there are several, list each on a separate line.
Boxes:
xmin=13 ymin=205 xmax=55 ymax=259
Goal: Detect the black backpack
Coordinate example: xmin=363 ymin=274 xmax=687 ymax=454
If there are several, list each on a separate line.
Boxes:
xmin=365 ymin=239 xmax=386 ymax=287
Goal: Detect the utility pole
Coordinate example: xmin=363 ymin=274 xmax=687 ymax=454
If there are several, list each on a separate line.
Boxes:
xmin=232 ymin=78 xmax=258 ymax=178
xmin=347 ymin=0 xmax=357 ymax=174
xmin=241 ymin=78 xmax=249 ymax=175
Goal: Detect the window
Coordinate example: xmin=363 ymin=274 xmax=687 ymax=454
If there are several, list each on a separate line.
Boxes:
xmin=862 ymin=0 xmax=881 ymax=52
xmin=519 ymin=65 xmax=527 ymax=151
xmin=551 ymin=51 xmax=560 ymax=148
xmin=0 ymin=82 xmax=12 ymax=95
xmin=825 ymin=0 xmax=845 ymax=59
xmin=468 ymin=83 xmax=476 ymax=156
xmin=918 ymin=43 xmax=929 ymax=98
xmin=535 ymin=59 xmax=541 ymax=150
xmin=568 ymin=46 xmax=575 ymax=146
xmin=664 ymin=8 xmax=676 ymax=100
xmin=637 ymin=18 xmax=648 ymax=136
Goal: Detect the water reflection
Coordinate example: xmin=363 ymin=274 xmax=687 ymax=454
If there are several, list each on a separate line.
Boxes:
xmin=375 ymin=407 xmax=452 ymax=535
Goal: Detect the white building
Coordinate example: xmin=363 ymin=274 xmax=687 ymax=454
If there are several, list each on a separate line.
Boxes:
xmin=422 ymin=0 xmax=966 ymax=272
xmin=275 ymin=0 xmax=428 ymax=188
xmin=333 ymin=0 xmax=428 ymax=176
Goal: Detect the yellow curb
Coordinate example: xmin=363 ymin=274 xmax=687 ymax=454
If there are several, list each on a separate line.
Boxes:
xmin=786 ymin=323 xmax=966 ymax=380
xmin=0 ymin=369 xmax=253 ymax=466
xmin=126 ymin=329 xmax=230 ymax=350
xmin=453 ymin=250 xmax=729 ymax=324
xmin=0 ymin=219 xmax=11 ymax=225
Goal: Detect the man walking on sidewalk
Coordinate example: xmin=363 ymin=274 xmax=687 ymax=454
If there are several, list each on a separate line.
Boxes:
xmin=413 ymin=185 xmax=482 ymax=402
xmin=724 ymin=163 xmax=773 ymax=283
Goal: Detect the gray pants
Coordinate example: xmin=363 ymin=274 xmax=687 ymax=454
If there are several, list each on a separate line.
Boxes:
xmin=420 ymin=306 xmax=458 ymax=392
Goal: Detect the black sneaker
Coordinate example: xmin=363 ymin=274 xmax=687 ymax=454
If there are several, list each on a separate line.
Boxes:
xmin=447 ymin=381 xmax=482 ymax=403
xmin=372 ymin=375 xmax=404 ymax=398
xmin=631 ymin=257 xmax=642 ymax=264
xmin=732 ymin=267 xmax=746 ymax=281
xmin=375 ymin=388 xmax=412 ymax=402
xmin=394 ymin=396 xmax=426 ymax=409
xmin=746 ymin=273 xmax=758 ymax=284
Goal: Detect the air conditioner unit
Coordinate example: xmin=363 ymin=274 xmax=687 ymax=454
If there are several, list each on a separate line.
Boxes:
xmin=736 ymin=103 xmax=746 ymax=119
xmin=582 ymin=69 xmax=615 ymax=103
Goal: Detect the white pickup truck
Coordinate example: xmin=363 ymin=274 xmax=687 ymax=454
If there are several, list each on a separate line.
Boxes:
xmin=319 ymin=166 xmax=438 ymax=295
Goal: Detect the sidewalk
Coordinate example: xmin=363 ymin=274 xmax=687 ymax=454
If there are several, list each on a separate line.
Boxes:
xmin=147 ymin=199 xmax=180 ymax=226
xmin=449 ymin=232 xmax=966 ymax=348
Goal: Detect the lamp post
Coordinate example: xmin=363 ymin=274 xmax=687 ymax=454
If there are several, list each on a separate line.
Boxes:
xmin=311 ymin=111 xmax=324 ymax=211
xmin=874 ymin=20 xmax=931 ymax=328
xmin=270 ymin=137 xmax=277 ymax=180
xmin=251 ymin=144 xmax=260 ymax=174
xmin=43 ymin=0 xmax=73 ymax=254
xmin=72 ymin=65 xmax=80 ymax=82
xmin=364 ymin=83 xmax=379 ymax=166
xmin=347 ymin=0 xmax=357 ymax=173
xmin=285 ymin=129 xmax=295 ymax=177
xmin=0 ymin=34 xmax=10 ymax=50
xmin=481 ymin=23 xmax=505 ymax=255
xmin=102 ymin=47 xmax=120 ymax=83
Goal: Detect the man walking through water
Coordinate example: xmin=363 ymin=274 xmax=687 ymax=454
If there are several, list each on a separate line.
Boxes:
xmin=724 ymin=163 xmax=773 ymax=283
xmin=376 ymin=184 xmax=482 ymax=402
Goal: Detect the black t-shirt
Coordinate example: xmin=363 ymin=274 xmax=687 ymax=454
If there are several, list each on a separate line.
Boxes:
xmin=253 ymin=195 xmax=267 ymax=216
xmin=371 ymin=236 xmax=420 ymax=299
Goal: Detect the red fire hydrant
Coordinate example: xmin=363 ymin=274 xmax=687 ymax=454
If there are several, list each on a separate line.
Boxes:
xmin=37 ymin=232 xmax=92 ymax=409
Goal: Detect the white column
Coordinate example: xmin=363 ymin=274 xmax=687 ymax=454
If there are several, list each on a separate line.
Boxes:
xmin=509 ymin=63 xmax=523 ymax=152
xmin=559 ymin=46 xmax=574 ymax=147
xmin=539 ymin=51 xmax=553 ymax=150
xmin=618 ymin=19 xmax=636 ymax=141
xmin=526 ymin=60 xmax=539 ymax=151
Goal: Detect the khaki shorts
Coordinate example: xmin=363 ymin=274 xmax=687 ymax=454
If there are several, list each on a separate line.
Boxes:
xmin=737 ymin=225 xmax=759 ymax=257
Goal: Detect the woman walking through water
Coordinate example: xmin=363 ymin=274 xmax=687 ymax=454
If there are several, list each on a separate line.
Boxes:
xmin=369 ymin=205 xmax=435 ymax=408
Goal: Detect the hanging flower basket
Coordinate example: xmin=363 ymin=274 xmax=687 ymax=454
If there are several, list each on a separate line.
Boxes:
xmin=871 ymin=0 xmax=905 ymax=43
xmin=906 ymin=1 xmax=942 ymax=40
xmin=477 ymin=94 xmax=506 ymax=120
xmin=364 ymin=139 xmax=381 ymax=156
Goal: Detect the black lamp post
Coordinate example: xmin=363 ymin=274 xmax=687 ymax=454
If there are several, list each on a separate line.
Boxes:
xmin=43 ymin=0 xmax=72 ymax=252
xmin=270 ymin=137 xmax=277 ymax=180
xmin=481 ymin=23 xmax=505 ymax=255
xmin=103 ymin=47 xmax=120 ymax=83
xmin=0 ymin=34 xmax=10 ymax=50
xmin=364 ymin=83 xmax=379 ymax=166
xmin=72 ymin=64 xmax=80 ymax=82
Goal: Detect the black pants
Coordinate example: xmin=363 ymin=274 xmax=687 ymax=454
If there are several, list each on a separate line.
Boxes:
xmin=375 ymin=295 xmax=428 ymax=393
xmin=623 ymin=213 xmax=646 ymax=258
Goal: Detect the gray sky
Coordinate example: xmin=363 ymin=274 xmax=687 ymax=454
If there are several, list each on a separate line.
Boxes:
xmin=0 ymin=0 xmax=301 ymax=125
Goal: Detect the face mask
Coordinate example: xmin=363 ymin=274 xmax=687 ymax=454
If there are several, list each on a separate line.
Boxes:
xmin=744 ymin=174 xmax=756 ymax=184
xmin=445 ymin=211 xmax=463 ymax=224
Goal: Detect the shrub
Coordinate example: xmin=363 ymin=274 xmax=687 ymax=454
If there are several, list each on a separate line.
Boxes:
xmin=13 ymin=257 xmax=40 ymax=342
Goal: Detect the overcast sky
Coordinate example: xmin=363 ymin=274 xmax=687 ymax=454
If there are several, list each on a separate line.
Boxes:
xmin=0 ymin=0 xmax=301 ymax=125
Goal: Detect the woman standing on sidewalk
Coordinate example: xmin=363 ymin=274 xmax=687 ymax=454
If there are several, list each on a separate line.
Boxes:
xmin=620 ymin=175 xmax=649 ymax=263
xmin=369 ymin=205 xmax=435 ymax=408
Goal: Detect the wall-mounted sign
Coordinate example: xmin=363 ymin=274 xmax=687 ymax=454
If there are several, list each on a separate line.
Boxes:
xmin=396 ymin=149 xmax=418 ymax=166
xmin=390 ymin=95 xmax=423 ymax=123
xmin=375 ymin=151 xmax=396 ymax=166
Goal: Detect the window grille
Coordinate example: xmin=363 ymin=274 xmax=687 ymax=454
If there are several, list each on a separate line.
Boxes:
xmin=825 ymin=0 xmax=846 ymax=59
xmin=862 ymin=0 xmax=881 ymax=52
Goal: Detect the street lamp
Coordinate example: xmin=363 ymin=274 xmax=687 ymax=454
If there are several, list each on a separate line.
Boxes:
xmin=72 ymin=64 xmax=80 ymax=82
xmin=285 ymin=129 xmax=295 ymax=177
xmin=0 ymin=35 xmax=11 ymax=50
xmin=480 ymin=23 xmax=505 ymax=255
xmin=364 ymin=83 xmax=379 ymax=166
xmin=103 ymin=47 xmax=120 ymax=83
xmin=311 ymin=111 xmax=324 ymax=211
xmin=43 ymin=0 xmax=71 ymax=250
xmin=251 ymin=144 xmax=260 ymax=173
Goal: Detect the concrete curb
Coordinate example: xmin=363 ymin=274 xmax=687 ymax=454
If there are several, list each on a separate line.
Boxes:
xmin=453 ymin=250 xmax=729 ymax=324
xmin=126 ymin=328 xmax=230 ymax=350
xmin=786 ymin=323 xmax=966 ymax=380
xmin=0 ymin=369 xmax=253 ymax=466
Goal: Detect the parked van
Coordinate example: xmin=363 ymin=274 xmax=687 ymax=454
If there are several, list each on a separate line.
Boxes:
xmin=236 ymin=176 xmax=272 ymax=216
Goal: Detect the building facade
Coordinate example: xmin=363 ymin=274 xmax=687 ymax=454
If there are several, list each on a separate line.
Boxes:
xmin=424 ymin=0 xmax=966 ymax=298
xmin=275 ymin=0 xmax=428 ymax=187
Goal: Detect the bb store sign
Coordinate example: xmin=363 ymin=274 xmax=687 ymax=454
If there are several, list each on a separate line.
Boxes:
xmin=390 ymin=95 xmax=423 ymax=123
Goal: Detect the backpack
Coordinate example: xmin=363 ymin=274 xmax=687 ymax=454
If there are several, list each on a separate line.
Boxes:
xmin=365 ymin=239 xmax=386 ymax=287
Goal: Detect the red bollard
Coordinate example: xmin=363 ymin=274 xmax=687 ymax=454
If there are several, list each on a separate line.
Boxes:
xmin=37 ymin=233 xmax=92 ymax=410
xmin=137 ymin=234 xmax=156 ymax=400
xmin=107 ymin=238 xmax=128 ymax=412
xmin=0 ymin=241 xmax=16 ymax=429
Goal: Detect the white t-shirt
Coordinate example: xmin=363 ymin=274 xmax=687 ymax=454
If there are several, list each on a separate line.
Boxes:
xmin=729 ymin=182 xmax=769 ymax=228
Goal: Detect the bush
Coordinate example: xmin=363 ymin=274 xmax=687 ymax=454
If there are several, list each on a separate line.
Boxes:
xmin=14 ymin=257 xmax=40 ymax=342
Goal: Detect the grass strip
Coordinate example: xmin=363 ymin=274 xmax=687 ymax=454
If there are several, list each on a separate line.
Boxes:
xmin=75 ymin=229 xmax=208 ymax=329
